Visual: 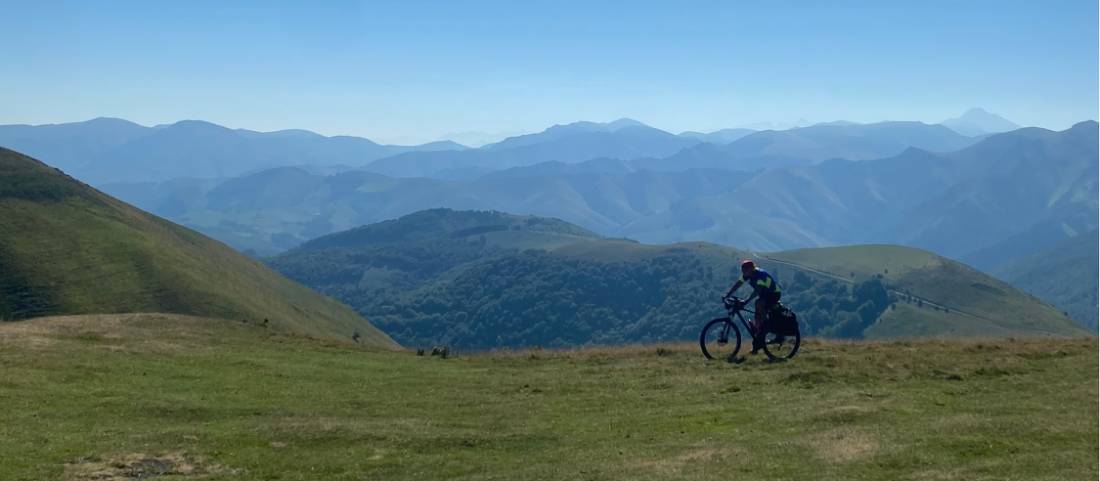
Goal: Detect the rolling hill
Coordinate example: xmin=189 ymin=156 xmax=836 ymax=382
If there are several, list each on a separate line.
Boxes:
xmin=990 ymin=231 xmax=1099 ymax=331
xmin=765 ymin=245 xmax=1082 ymax=337
xmin=269 ymin=210 xmax=1085 ymax=349
xmin=0 ymin=146 xmax=396 ymax=347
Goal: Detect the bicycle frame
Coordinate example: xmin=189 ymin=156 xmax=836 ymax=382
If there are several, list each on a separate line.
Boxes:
xmin=724 ymin=303 xmax=759 ymax=339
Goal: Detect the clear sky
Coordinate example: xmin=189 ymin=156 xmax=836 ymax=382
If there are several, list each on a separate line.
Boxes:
xmin=1 ymin=0 xmax=1096 ymax=144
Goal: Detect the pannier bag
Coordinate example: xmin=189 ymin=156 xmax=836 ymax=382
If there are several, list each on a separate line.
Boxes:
xmin=769 ymin=304 xmax=800 ymax=336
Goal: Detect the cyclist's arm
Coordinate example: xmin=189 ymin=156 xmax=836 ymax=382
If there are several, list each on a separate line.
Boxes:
xmin=724 ymin=280 xmax=743 ymax=298
xmin=744 ymin=289 xmax=758 ymax=303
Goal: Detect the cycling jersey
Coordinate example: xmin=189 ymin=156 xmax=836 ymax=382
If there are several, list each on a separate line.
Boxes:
xmin=740 ymin=268 xmax=781 ymax=297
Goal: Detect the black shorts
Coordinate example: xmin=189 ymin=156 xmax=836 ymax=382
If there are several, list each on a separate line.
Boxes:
xmin=759 ymin=291 xmax=781 ymax=308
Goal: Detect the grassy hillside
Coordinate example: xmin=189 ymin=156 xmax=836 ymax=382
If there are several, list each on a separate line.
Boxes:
xmin=0 ymin=147 xmax=395 ymax=347
xmin=0 ymin=314 xmax=1095 ymax=480
xmin=766 ymin=245 xmax=1085 ymax=337
xmin=270 ymin=211 xmax=1086 ymax=349
xmin=992 ymin=231 xmax=1099 ymax=331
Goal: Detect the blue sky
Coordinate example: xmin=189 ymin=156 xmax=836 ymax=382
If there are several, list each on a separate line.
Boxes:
xmin=1 ymin=0 xmax=1096 ymax=144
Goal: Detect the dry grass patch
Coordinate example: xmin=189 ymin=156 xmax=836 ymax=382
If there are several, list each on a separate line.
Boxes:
xmin=807 ymin=428 xmax=879 ymax=463
xmin=62 ymin=451 xmax=230 ymax=480
xmin=0 ymin=313 xmax=258 ymax=354
xmin=632 ymin=445 xmax=743 ymax=478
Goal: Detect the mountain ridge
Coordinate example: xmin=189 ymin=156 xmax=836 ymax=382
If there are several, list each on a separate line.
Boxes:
xmin=0 ymin=118 xmax=470 ymax=183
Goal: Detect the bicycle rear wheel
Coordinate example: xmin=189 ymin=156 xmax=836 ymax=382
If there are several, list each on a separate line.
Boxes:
xmin=762 ymin=327 xmax=800 ymax=361
xmin=700 ymin=317 xmax=741 ymax=361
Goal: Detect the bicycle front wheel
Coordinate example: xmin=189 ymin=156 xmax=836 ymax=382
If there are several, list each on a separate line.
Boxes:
xmin=700 ymin=317 xmax=741 ymax=361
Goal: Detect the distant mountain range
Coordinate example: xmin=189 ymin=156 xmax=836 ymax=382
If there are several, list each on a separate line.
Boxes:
xmin=0 ymin=118 xmax=468 ymax=183
xmin=94 ymin=121 xmax=1095 ymax=255
xmin=3 ymin=109 xmax=1093 ymax=329
xmin=268 ymin=209 xmax=1085 ymax=348
xmin=83 ymin=121 xmax=1098 ymax=329
xmin=636 ymin=121 xmax=979 ymax=172
xmin=0 ymin=110 xmax=1003 ymax=184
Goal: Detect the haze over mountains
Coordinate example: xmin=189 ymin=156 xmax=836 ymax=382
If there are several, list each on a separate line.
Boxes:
xmin=0 ymin=109 xmax=1016 ymax=185
xmin=1 ymin=109 xmax=1096 ymax=329
xmin=93 ymin=120 xmax=1096 ymax=255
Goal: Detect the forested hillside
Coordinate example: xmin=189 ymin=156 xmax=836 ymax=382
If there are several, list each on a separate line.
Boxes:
xmin=270 ymin=210 xmax=1083 ymax=349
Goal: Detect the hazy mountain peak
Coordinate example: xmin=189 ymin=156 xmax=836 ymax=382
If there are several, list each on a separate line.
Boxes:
xmin=542 ymin=118 xmax=650 ymax=135
xmin=169 ymin=119 xmax=233 ymax=132
xmin=942 ymin=108 xmax=1020 ymax=136
xmin=413 ymin=139 xmax=471 ymax=150
xmin=85 ymin=117 xmax=146 ymax=128
xmin=480 ymin=118 xmax=683 ymax=154
xmin=1071 ymin=119 xmax=1099 ymax=130
xmin=813 ymin=120 xmax=860 ymax=127
xmin=677 ymin=128 xmax=757 ymax=144
xmin=605 ymin=118 xmax=649 ymax=130
xmin=263 ymin=128 xmax=326 ymax=139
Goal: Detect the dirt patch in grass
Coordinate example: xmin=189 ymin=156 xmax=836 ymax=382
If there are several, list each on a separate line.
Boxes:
xmin=812 ymin=405 xmax=875 ymax=424
xmin=63 ymin=451 xmax=229 ymax=480
xmin=633 ymin=445 xmax=743 ymax=477
xmin=807 ymin=429 xmax=878 ymax=463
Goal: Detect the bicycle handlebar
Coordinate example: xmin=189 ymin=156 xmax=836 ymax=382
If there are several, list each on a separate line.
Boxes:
xmin=723 ymin=296 xmax=754 ymax=313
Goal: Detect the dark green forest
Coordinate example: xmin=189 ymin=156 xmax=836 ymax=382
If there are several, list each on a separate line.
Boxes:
xmin=269 ymin=210 xmax=915 ymax=349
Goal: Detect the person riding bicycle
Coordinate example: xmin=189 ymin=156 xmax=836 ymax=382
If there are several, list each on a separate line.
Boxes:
xmin=723 ymin=259 xmax=782 ymax=354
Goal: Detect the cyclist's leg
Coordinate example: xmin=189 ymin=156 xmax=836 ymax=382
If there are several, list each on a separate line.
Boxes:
xmin=766 ymin=293 xmax=784 ymax=343
xmin=752 ymin=297 xmax=767 ymax=352
xmin=753 ymin=297 xmax=767 ymax=330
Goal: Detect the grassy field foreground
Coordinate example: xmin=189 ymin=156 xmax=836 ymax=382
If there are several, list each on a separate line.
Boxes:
xmin=0 ymin=314 xmax=1096 ymax=480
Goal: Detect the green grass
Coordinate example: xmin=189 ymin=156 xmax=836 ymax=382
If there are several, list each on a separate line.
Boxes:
xmin=0 ymin=147 xmax=395 ymax=347
xmin=1 ymin=313 xmax=1095 ymax=480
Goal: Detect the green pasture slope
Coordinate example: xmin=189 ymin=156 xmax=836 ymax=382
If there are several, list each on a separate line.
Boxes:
xmin=1 ymin=314 xmax=1095 ymax=480
xmin=0 ymin=147 xmax=394 ymax=346
xmin=766 ymin=245 xmax=1086 ymax=337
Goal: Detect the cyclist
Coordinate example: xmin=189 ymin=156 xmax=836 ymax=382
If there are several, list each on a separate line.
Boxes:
xmin=723 ymin=259 xmax=782 ymax=354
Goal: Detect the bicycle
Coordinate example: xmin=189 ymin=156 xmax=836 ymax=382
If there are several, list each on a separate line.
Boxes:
xmin=699 ymin=296 xmax=801 ymax=362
